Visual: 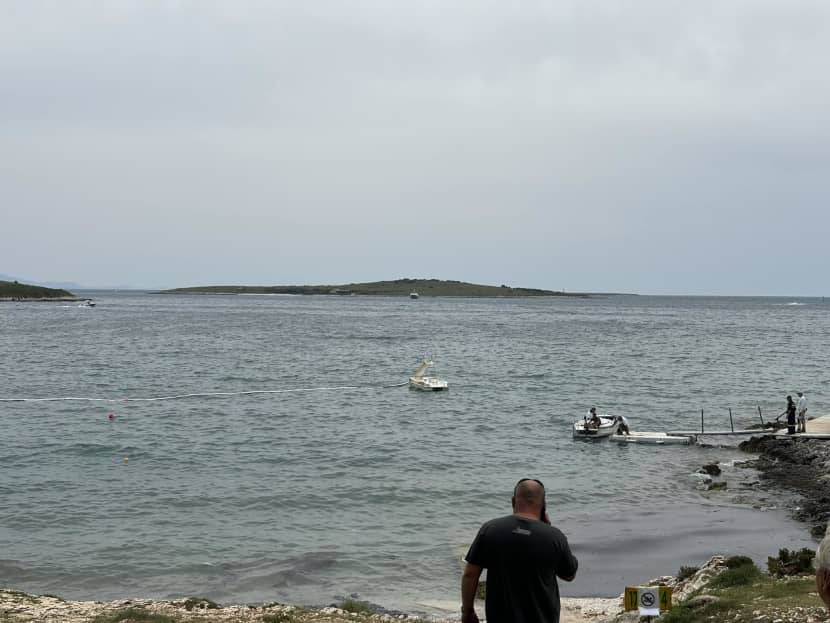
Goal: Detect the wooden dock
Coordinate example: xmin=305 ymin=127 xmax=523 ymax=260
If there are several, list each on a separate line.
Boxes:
xmin=611 ymin=431 xmax=691 ymax=445
xmin=771 ymin=414 xmax=830 ymax=439
xmin=666 ymin=429 xmax=761 ymax=436
xmin=667 ymin=415 xmax=830 ymax=441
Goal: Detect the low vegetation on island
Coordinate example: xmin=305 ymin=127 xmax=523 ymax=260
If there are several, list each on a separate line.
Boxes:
xmin=160 ymin=278 xmax=585 ymax=298
xmin=0 ymin=280 xmax=75 ymax=300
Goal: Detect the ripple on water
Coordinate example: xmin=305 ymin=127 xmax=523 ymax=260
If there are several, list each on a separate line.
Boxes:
xmin=0 ymin=293 xmax=826 ymax=610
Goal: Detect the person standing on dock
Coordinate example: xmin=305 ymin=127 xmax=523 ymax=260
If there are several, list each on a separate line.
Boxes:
xmin=614 ymin=414 xmax=631 ymax=435
xmin=460 ymin=478 xmax=578 ymax=623
xmin=785 ymin=395 xmax=797 ymax=435
xmin=797 ymin=392 xmax=808 ymax=433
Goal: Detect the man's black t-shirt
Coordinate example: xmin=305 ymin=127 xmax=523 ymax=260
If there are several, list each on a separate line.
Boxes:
xmin=465 ymin=514 xmax=578 ymax=623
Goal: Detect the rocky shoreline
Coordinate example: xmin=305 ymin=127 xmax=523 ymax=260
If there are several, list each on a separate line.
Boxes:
xmin=0 ymin=590 xmax=620 ymax=623
xmin=739 ymin=435 xmax=830 ymax=538
xmin=4 ymin=554 xmax=826 ymax=623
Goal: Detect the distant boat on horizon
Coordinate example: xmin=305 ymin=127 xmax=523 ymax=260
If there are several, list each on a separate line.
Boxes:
xmin=409 ymin=292 xmax=419 ymax=299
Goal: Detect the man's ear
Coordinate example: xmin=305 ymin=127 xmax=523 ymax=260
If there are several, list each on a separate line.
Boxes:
xmin=511 ymin=495 xmax=517 ymax=510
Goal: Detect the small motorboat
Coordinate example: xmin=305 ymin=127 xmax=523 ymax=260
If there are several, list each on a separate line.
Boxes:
xmin=572 ymin=415 xmax=619 ymax=439
xmin=409 ymin=359 xmax=448 ymax=391
xmin=410 ymin=292 xmax=419 ymax=299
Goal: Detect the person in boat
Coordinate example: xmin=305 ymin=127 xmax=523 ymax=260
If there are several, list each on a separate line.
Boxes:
xmin=586 ymin=407 xmax=602 ymax=429
xmin=614 ymin=414 xmax=631 ymax=435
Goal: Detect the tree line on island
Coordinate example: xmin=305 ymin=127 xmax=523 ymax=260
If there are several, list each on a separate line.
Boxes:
xmin=0 ymin=280 xmax=75 ymax=301
xmin=2 ymin=277 xmax=603 ymax=300
xmin=160 ymin=278 xmax=588 ymax=297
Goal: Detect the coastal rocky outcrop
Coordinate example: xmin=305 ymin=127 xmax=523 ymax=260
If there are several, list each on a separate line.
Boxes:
xmin=0 ymin=590 xmax=621 ymax=623
xmin=0 ymin=591 xmax=429 ymax=623
xmin=605 ymin=555 xmax=828 ymax=623
xmin=4 ymin=553 xmax=827 ymax=623
xmin=739 ymin=436 xmax=830 ymax=537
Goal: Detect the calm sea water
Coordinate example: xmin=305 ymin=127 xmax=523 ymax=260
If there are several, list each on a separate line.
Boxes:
xmin=0 ymin=293 xmax=826 ymax=612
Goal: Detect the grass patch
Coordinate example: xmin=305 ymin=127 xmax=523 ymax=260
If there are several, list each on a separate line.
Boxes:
xmin=666 ymin=569 xmax=822 ymax=622
xmin=661 ymin=596 xmax=738 ymax=623
xmin=261 ymin=614 xmax=294 ymax=623
xmin=748 ymin=575 xmax=820 ymax=604
xmin=707 ymin=562 xmax=761 ymax=588
xmin=337 ymin=598 xmax=374 ymax=614
xmin=91 ymin=608 xmax=179 ymax=623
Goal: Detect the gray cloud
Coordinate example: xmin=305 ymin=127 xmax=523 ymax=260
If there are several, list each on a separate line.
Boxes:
xmin=2 ymin=1 xmax=829 ymax=294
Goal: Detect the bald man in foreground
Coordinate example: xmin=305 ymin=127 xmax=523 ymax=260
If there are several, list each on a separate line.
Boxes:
xmin=461 ymin=478 xmax=578 ymax=623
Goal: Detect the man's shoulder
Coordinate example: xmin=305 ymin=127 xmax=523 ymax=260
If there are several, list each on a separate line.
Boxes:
xmin=481 ymin=515 xmax=569 ymax=539
xmin=480 ymin=514 xmax=519 ymax=530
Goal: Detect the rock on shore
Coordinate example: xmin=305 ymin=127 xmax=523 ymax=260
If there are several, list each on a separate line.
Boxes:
xmin=0 ymin=589 xmax=621 ymax=623
xmin=739 ymin=436 xmax=830 ymax=537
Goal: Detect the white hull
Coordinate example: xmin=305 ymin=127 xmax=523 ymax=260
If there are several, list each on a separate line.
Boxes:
xmin=573 ymin=416 xmax=619 ymax=438
xmin=610 ymin=432 xmax=691 ymax=445
xmin=409 ymin=376 xmax=448 ymax=391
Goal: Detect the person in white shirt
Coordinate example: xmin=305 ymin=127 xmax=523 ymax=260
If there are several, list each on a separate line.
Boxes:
xmin=796 ymin=392 xmax=808 ymax=433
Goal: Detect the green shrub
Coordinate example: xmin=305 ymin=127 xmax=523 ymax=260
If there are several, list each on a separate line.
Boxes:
xmin=660 ymin=604 xmax=699 ymax=623
xmin=262 ymin=614 xmax=293 ymax=623
xmin=724 ymin=555 xmax=754 ymax=569
xmin=676 ymin=565 xmax=699 ymax=581
xmin=767 ymin=548 xmax=815 ymax=577
xmin=660 ymin=600 xmax=727 ymax=623
xmin=338 ymin=598 xmax=374 ymax=614
xmin=708 ymin=562 xmax=761 ymax=588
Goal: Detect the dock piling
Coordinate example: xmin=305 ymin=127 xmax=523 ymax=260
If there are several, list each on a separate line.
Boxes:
xmin=700 ymin=409 xmax=704 ymax=434
xmin=758 ymin=405 xmax=764 ymax=426
xmin=729 ymin=408 xmax=734 ymax=432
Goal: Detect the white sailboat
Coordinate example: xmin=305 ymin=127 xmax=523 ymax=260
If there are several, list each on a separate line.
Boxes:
xmin=409 ymin=359 xmax=448 ymax=391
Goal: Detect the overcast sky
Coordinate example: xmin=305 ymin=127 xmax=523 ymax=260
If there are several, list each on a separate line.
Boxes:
xmin=2 ymin=1 xmax=828 ymax=294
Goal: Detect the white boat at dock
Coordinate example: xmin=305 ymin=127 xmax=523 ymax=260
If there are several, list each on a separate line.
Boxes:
xmin=409 ymin=292 xmax=419 ymax=299
xmin=572 ymin=416 xmax=619 ymax=439
xmin=409 ymin=359 xmax=448 ymax=391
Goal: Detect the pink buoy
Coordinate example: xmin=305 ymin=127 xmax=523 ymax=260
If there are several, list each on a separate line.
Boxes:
xmin=108 ymin=412 xmax=115 ymax=421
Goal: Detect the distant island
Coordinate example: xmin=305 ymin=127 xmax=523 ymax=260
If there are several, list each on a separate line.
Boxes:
xmin=160 ymin=278 xmax=588 ymax=298
xmin=0 ymin=280 xmax=77 ymax=301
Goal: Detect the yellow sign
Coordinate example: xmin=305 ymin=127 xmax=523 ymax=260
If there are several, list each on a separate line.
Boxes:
xmin=624 ymin=586 xmax=672 ymax=612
